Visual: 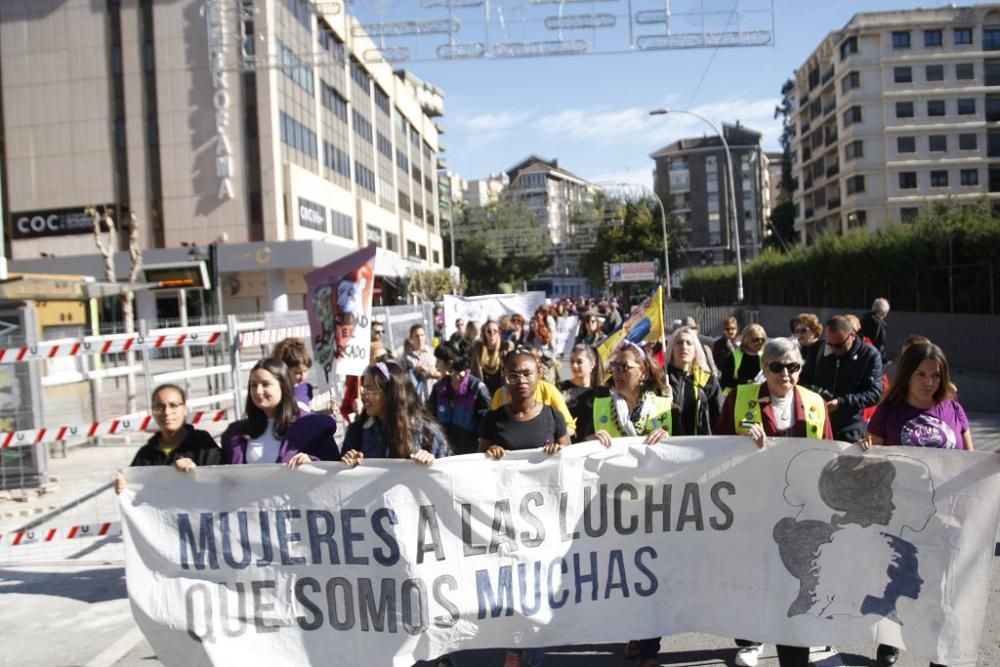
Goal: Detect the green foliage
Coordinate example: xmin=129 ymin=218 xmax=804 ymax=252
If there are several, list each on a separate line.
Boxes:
xmin=405 ymin=268 xmax=464 ymax=302
xmin=683 ymin=200 xmax=1000 ymax=313
xmin=765 ymin=199 xmax=797 ymax=252
xmin=774 ymin=79 xmax=797 ymax=195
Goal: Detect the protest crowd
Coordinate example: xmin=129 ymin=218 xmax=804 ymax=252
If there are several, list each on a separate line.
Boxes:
xmin=116 ymin=291 xmax=976 ymax=667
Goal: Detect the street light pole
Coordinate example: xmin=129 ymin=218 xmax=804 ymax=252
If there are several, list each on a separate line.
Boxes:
xmin=649 ymin=108 xmax=744 ymax=303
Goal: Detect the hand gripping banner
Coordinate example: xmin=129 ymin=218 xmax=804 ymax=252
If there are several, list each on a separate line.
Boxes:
xmin=119 ymin=438 xmax=1000 ymax=667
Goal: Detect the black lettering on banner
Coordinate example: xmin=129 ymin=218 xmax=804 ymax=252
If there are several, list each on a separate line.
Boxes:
xmin=306 ymin=510 xmax=339 ymax=564
xmin=416 ymin=505 xmax=445 ymax=564
xmin=548 ymin=557 xmax=569 ymax=608
xmin=461 ymin=503 xmax=487 ymax=556
xmin=221 ymin=512 xmax=252 ymax=569
xmin=633 ymin=547 xmax=659 ymax=596
xmin=645 ymin=484 xmax=672 ymax=533
xmin=372 ymin=508 xmax=400 ymax=566
xmin=342 ymin=509 xmax=369 ymax=565
xmin=256 ymin=511 xmax=273 ymax=566
xmin=185 ymin=582 xmax=215 ymax=643
xmin=613 ymin=483 xmax=639 ymax=535
xmin=400 ymin=578 xmax=428 ymax=635
xmin=295 ymin=577 xmax=324 ymax=630
xmin=488 ymin=500 xmax=517 ymax=553
xmin=574 ymin=551 xmax=599 ymax=603
xmin=583 ymin=485 xmax=608 ymax=538
xmin=219 ymin=582 xmax=248 ymax=638
xmin=358 ymin=578 xmax=397 ymax=633
xmin=709 ymin=481 xmax=736 ymax=530
xmin=476 ymin=566 xmax=514 ymax=619
xmin=677 ymin=482 xmax=704 ymax=531
xmin=518 ymin=491 xmax=545 ymax=547
xmin=326 ymin=577 xmax=355 ymax=630
xmin=559 ymin=492 xmax=580 ymax=541
xmin=604 ymin=549 xmax=630 ymax=599
xmin=178 ymin=513 xmax=219 ymax=570
xmin=432 ymin=575 xmax=460 ymax=628
xmin=517 ymin=561 xmax=543 ymax=616
xmin=276 ymin=509 xmax=306 ymax=566
xmin=252 ymin=580 xmax=280 ymax=633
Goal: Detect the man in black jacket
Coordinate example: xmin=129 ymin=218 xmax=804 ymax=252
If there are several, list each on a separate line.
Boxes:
xmin=800 ymin=315 xmax=883 ymax=442
xmin=860 ymin=297 xmax=890 ymax=365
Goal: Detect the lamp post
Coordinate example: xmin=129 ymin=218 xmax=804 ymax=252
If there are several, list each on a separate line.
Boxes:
xmin=649 ymin=108 xmax=744 ymax=303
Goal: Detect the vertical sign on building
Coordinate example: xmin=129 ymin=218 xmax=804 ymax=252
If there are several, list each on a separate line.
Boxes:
xmin=205 ymin=1 xmax=234 ymax=200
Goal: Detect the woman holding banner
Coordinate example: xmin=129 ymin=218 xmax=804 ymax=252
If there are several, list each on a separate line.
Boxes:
xmin=558 ymin=344 xmax=600 ymax=443
xmin=663 ymin=326 xmax=720 ymax=435
xmin=221 ymin=358 xmax=340 ymax=466
xmin=341 ymin=360 xmax=449 ymax=466
xmin=479 ymin=348 xmax=570 ymax=667
xmin=715 ymin=337 xmax=832 ymax=667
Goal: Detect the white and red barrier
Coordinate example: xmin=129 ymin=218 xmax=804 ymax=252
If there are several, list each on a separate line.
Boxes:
xmin=0 ymin=409 xmax=228 ymax=448
xmin=0 ymin=329 xmax=223 ymax=364
xmin=237 ymin=325 xmax=310 ymax=349
xmin=1 ymin=521 xmax=120 ymax=547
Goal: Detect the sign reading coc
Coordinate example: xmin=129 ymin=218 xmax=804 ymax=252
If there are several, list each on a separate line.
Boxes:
xmin=10 ymin=206 xmax=113 ymax=240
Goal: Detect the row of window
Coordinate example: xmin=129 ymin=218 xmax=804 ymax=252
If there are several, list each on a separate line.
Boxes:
xmin=279 ymin=111 xmax=317 ymax=160
xmin=317 ymin=21 xmax=345 ymax=64
xmin=351 ymin=109 xmax=373 ymax=144
xmin=350 ymin=58 xmax=370 ymax=95
xmin=322 ymin=141 xmax=351 ymax=179
xmin=896 ymin=133 xmax=978 ymax=153
xmin=355 ymin=161 xmax=376 ymax=193
xmin=375 ymin=86 xmax=391 ymax=115
xmin=899 ymin=169 xmax=980 ymax=188
xmin=330 ymin=210 xmax=353 ymax=239
xmin=321 ymin=82 xmax=348 ymax=122
xmin=377 ymin=131 xmax=392 ymax=159
xmin=894 ymin=63 xmax=975 ymax=84
xmin=285 ymin=0 xmax=312 ymax=32
xmin=895 ymin=98 xmax=976 ymax=118
xmin=396 ymin=148 xmax=409 ymax=172
xmin=891 ymin=27 xmax=973 ymax=49
xmin=278 ymin=42 xmax=314 ymax=95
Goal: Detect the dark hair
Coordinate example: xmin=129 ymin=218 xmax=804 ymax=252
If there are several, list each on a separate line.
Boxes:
xmin=273 ymin=337 xmax=312 ymax=369
xmin=151 ymin=383 xmax=187 ymax=405
xmin=607 ymin=342 xmax=668 ymax=397
xmin=880 ymin=343 xmax=954 ymax=407
xmin=360 ymin=361 xmax=447 ymax=458
xmin=504 ymin=347 xmax=540 ymax=373
xmin=899 ymin=334 xmax=931 ymax=358
xmin=434 ymin=340 xmax=470 ymax=373
xmin=569 ymin=344 xmax=601 ymax=386
xmin=826 ymin=315 xmax=854 ymax=334
xmin=409 ymin=323 xmax=425 ymax=337
xmin=244 ymin=358 xmax=299 ymax=438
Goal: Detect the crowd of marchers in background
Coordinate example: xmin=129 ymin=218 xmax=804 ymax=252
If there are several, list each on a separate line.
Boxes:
xmin=114 ymin=293 xmax=972 ymax=667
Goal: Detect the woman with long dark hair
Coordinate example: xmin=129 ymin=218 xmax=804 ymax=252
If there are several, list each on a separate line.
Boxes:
xmin=341 ymin=360 xmax=449 ymax=466
xmin=427 ymin=341 xmax=492 ymax=456
xmin=558 ymin=344 xmax=600 ymax=443
xmin=221 ymin=358 xmax=339 ymax=466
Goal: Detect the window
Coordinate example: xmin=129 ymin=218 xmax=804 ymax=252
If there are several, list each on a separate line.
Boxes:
xmin=843 ymin=106 xmax=862 ymax=126
xmin=927 ymin=100 xmax=946 ymax=116
xmin=842 ymin=71 xmax=861 ymax=93
xmin=323 ymin=141 xmax=350 ymax=178
xmin=924 ymin=29 xmax=943 ymax=47
xmin=321 ymin=83 xmax=348 ymax=122
xmin=350 ymin=58 xmax=370 ymax=95
xmin=376 ymin=132 xmax=392 ymax=158
xmin=395 ymin=149 xmax=409 ymax=172
xmin=847 ymin=210 xmax=867 ymax=229
xmin=984 ymin=27 xmax=1000 ymax=51
xmin=892 ymin=31 xmax=911 ymax=49
xmin=897 ymin=136 xmax=916 ymax=153
xmin=925 ymin=64 xmax=944 ymax=82
xmin=433 ymin=250 xmax=440 ymax=265
xmin=846 ymin=175 xmax=865 ymax=194
xmin=987 ymin=61 xmax=1000 ymax=86
xmin=899 ymin=172 xmax=917 ymax=189
xmin=374 ymin=86 xmax=390 ymax=115
xmin=894 ymin=66 xmax=912 ymax=83
xmin=406 ymin=240 xmax=417 ymax=259
xmin=285 ymin=0 xmax=312 ymax=32
xmin=354 ymin=162 xmax=376 ymax=192
xmin=840 ymin=36 xmax=858 ymax=59
xmin=385 ymin=232 xmax=399 ymax=252
xmin=958 ymin=98 xmax=976 ymax=115
xmin=330 ymin=210 xmax=353 ymax=239
xmin=278 ymin=42 xmax=314 ymax=94
xmin=901 ymin=207 xmax=919 ymax=222
xmin=955 ymin=27 xmax=973 ymax=45
xmin=959 ymin=133 xmax=978 ymax=150
xmin=317 ymin=22 xmax=345 ymax=64
xmin=351 ymin=110 xmax=373 ymax=143
xmin=279 ymin=111 xmax=317 ymax=160
xmin=957 ymin=63 xmax=975 ymax=80
xmin=929 ymin=135 xmax=947 ymax=152
xmin=930 ymin=170 xmax=949 ymax=187
xmin=896 ymin=101 xmax=914 ymax=118
xmin=961 ymin=169 xmax=979 ymax=186
xmin=845 ymin=140 xmax=864 ymax=160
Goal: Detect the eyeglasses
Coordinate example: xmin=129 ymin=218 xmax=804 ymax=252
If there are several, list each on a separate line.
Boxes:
xmin=793 ymin=328 xmax=810 ymax=335
xmin=361 ymin=385 xmax=384 ymax=395
xmin=505 ymin=371 xmax=535 ymax=384
xmin=608 ymin=361 xmax=641 ymax=373
xmin=768 ymin=361 xmax=801 ymax=374
xmin=747 ymin=337 xmax=766 ymax=345
xmin=372 ymin=329 xmax=384 ymax=336
xmin=152 ymin=402 xmax=184 ymax=413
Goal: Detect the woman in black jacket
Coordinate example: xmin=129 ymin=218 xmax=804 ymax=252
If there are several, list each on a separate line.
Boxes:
xmin=663 ymin=326 xmax=721 ymax=435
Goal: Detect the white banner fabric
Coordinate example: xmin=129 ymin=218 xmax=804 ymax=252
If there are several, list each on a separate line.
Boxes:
xmin=554 ymin=315 xmax=579 ymax=359
xmin=442 ymin=292 xmax=546 ymax=339
xmin=120 ymin=438 xmax=1000 ymax=667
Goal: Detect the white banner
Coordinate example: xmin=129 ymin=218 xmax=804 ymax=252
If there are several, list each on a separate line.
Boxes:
xmin=554 ymin=315 xmax=579 ymax=359
xmin=442 ymin=292 xmax=546 ymax=339
xmin=120 ymin=438 xmax=1000 ymax=667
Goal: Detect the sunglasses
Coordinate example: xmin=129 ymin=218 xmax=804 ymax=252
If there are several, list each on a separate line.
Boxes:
xmin=372 ymin=329 xmax=384 ymax=336
xmin=768 ymin=361 xmax=801 ymax=374
xmin=793 ymin=328 xmax=809 ymax=335
xmin=608 ymin=361 xmax=641 ymax=373
xmin=747 ymin=337 xmax=766 ymax=345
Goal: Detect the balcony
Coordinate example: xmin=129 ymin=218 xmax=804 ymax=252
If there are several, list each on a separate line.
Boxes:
xmin=823 ymin=100 xmax=836 ymax=116
xmin=801 ymin=120 xmax=812 ymax=133
xmin=825 ymin=131 xmax=838 ymax=146
xmin=803 ymin=147 xmax=812 ymax=161
xmin=805 ymin=208 xmax=815 ymax=219
xmin=821 ymin=68 xmax=835 ymax=84
xmin=826 ymin=164 xmax=840 ymax=178
xmin=803 ymin=177 xmax=814 ymax=190
xmin=828 ymin=198 xmax=841 ymax=210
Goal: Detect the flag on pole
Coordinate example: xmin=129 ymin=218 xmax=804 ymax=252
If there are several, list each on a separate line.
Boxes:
xmin=596 ymin=285 xmax=665 ymax=365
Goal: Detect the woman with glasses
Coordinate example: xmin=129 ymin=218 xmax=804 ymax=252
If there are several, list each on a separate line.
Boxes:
xmin=713 ymin=315 xmax=740 ymax=371
xmin=472 ymin=320 xmax=515 ymax=397
xmin=478 ymin=348 xmax=569 ymax=667
xmin=113 ymin=384 xmax=221 ymax=493
xmin=341 ymin=360 xmax=449 ymax=467
xmin=221 ymin=358 xmax=339 ymax=466
xmin=790 ymin=313 xmax=822 ymax=349
xmin=574 ymin=311 xmax=606 ymax=347
xmin=720 ymin=324 xmax=768 ymax=394
xmin=715 ymin=337 xmax=832 ymax=667
xmin=504 ymin=313 xmax=527 ymax=346
xmin=663 ymin=326 xmax=720 ymax=435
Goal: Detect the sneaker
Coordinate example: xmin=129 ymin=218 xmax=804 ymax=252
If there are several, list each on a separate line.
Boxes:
xmin=503 ymin=650 xmax=524 ymax=667
xmin=876 ymin=644 xmax=900 ymax=666
xmin=735 ymin=645 xmax=762 ymax=667
xmin=624 ymin=640 xmax=641 ymax=658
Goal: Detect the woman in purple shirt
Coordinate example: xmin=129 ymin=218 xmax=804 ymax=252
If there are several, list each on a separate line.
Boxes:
xmin=863 ymin=342 xmax=973 ymax=451
xmin=221 ymin=358 xmax=339 ymax=466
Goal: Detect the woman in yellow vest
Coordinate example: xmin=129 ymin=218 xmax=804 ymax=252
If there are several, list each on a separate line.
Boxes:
xmin=715 ymin=337 xmax=832 ymax=667
xmin=663 ymin=325 xmax=722 ymax=435
xmin=719 ymin=323 xmax=767 ymax=394
xmin=581 ymin=340 xmax=679 ymax=667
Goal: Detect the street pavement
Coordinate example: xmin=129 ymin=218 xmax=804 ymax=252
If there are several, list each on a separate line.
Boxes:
xmin=2 ymin=413 xmax=1000 ymax=666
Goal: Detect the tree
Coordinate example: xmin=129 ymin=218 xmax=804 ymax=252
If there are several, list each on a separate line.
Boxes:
xmin=405 ymin=268 xmax=465 ymax=302
xmin=453 ymin=200 xmax=551 ymax=293
xmin=765 ymin=199 xmax=796 ymax=252
xmin=774 ymin=78 xmax=797 ymax=196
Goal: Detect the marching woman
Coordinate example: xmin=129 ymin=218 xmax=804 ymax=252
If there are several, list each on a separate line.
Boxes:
xmin=557 ymin=344 xmax=600 ymax=443
xmin=113 ymin=384 xmax=221 ymax=493
xmin=715 ymin=337 xmax=832 ymax=667
xmin=479 ymin=348 xmax=570 ymax=667
xmin=471 ymin=320 xmax=515 ymax=397
xmin=221 ymin=358 xmax=339 ymax=466
xmin=663 ymin=326 xmax=721 ymax=435
xmin=719 ymin=323 xmax=767 ymax=393
xmin=341 ymin=360 xmax=449 ymax=467
xmin=427 ymin=340 xmax=493 ymax=456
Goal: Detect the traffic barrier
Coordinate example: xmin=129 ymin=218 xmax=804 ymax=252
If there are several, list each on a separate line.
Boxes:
xmin=237 ymin=325 xmax=310 ymax=349
xmin=0 ymin=328 xmax=223 ymax=364
xmin=0 ymin=409 xmax=228 ymax=448
xmin=1 ymin=521 xmax=120 ymax=547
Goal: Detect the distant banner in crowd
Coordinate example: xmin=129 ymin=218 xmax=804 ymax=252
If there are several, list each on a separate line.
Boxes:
xmin=304 ymin=245 xmax=376 ymax=380
xmin=554 ymin=315 xmax=579 ymax=359
xmin=442 ymin=292 xmax=546 ymax=339
xmin=121 ymin=438 xmax=1000 ymax=667
xmin=597 ymin=286 xmax=665 ymax=363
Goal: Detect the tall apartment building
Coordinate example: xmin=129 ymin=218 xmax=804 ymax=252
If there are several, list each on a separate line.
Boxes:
xmin=0 ymin=0 xmax=445 ymax=315
xmin=792 ymin=4 xmax=1000 ymax=243
xmin=463 ymin=173 xmax=508 ymax=208
xmin=651 ymin=123 xmax=769 ymax=270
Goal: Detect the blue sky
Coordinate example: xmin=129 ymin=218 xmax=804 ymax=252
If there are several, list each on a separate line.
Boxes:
xmin=353 ymin=0 xmax=961 ymax=189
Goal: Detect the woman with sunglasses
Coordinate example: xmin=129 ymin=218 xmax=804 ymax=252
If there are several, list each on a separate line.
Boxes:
xmin=504 ymin=313 xmax=527 ymax=346
xmin=472 ymin=320 xmax=515 ymax=397
xmin=341 ymin=360 xmax=449 ymax=467
xmin=719 ymin=323 xmax=767 ymax=394
xmin=479 ymin=348 xmax=569 ymax=667
xmin=715 ymin=337 xmax=832 ymax=667
xmin=113 ymin=384 xmax=221 ymax=494
xmin=663 ymin=326 xmax=720 ymax=436
xmin=574 ymin=311 xmax=606 ymax=347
